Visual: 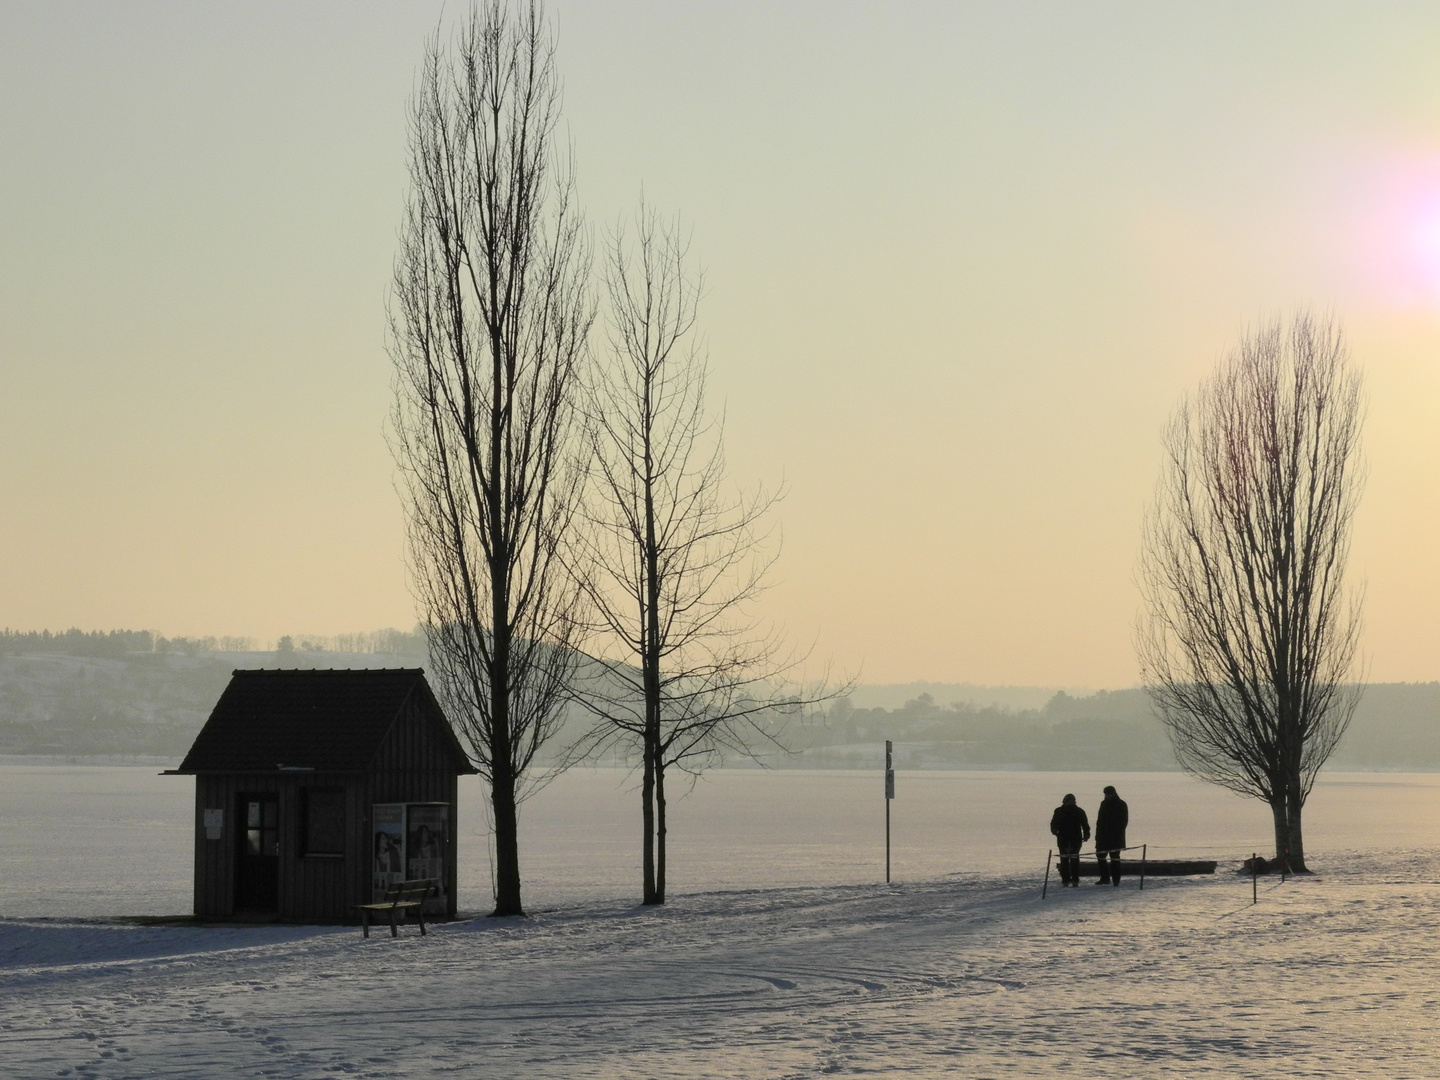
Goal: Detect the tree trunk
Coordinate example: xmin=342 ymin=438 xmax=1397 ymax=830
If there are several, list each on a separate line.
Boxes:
xmin=642 ymin=736 xmax=656 ymax=905
xmin=1270 ymin=800 xmax=1289 ymax=871
xmin=641 ymin=368 xmax=664 ymax=906
xmin=491 ymin=762 xmax=523 ymax=916
xmin=1285 ymin=784 xmax=1309 ymax=873
xmin=655 ymin=759 xmax=667 ymax=905
xmin=487 ymin=308 xmax=522 ymax=917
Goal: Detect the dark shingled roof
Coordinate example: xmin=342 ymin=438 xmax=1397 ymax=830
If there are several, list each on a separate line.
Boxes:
xmin=175 ymin=668 xmax=474 ymax=774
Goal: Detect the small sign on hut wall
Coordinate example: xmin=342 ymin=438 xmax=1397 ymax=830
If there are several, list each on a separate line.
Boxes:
xmin=203 ymin=809 xmax=224 ymax=840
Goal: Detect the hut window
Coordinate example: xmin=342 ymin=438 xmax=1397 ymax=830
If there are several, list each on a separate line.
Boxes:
xmin=302 ymin=788 xmax=346 ymax=856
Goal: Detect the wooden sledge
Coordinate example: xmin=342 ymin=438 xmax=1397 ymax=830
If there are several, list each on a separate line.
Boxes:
xmin=1043 ymin=845 xmax=1219 ymax=897
xmin=1073 ymin=858 xmax=1217 ymax=876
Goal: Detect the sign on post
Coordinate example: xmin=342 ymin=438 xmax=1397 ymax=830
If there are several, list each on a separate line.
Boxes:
xmin=885 ymin=740 xmax=894 ymax=883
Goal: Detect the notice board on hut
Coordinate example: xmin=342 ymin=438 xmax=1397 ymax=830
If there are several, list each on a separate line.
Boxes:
xmin=372 ymin=801 xmax=451 ymax=914
xmin=169 ymin=668 xmax=476 ymax=923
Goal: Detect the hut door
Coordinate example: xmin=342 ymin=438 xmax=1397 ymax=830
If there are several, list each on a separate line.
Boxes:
xmin=236 ymin=794 xmax=280 ymax=911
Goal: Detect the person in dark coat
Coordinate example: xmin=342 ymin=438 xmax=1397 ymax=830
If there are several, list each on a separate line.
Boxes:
xmin=1095 ymin=785 xmax=1129 ymax=886
xmin=1049 ymin=793 xmax=1090 ymax=887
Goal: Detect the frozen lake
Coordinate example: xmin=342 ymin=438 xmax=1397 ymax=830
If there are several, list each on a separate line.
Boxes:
xmin=1 ymin=761 xmax=1437 ymax=917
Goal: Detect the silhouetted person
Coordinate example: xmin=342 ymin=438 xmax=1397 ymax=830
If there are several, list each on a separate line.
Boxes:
xmin=1095 ymin=785 xmax=1129 ymax=886
xmin=1050 ymin=793 xmax=1090 ymax=887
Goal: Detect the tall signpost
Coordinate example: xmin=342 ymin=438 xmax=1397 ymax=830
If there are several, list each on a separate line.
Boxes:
xmin=885 ymin=740 xmax=895 ymax=883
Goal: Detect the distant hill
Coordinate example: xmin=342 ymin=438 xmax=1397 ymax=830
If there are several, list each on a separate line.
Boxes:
xmin=775 ymin=683 xmax=1440 ymax=772
xmin=1 ymin=630 xmax=1435 ymax=769
xmin=1328 ymin=682 xmax=1440 ymax=769
xmin=774 ymin=688 xmax=1171 ymax=771
xmin=0 ymin=631 xmax=428 ymax=758
xmin=0 ymin=651 xmax=233 ymax=757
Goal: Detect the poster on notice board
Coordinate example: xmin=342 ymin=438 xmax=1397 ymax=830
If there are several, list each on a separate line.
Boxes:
xmin=372 ymin=803 xmax=406 ymax=901
xmin=406 ymin=803 xmax=449 ymax=914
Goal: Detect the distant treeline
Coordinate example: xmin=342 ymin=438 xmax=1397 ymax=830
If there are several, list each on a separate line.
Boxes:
xmin=275 ymin=629 xmax=427 ymax=657
xmin=0 ymin=628 xmax=255 ymax=658
xmin=0 ymin=627 xmax=428 ymax=659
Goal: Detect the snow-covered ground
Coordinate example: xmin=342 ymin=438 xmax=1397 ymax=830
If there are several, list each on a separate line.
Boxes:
xmin=4 ymin=854 xmax=1439 ymax=1078
xmin=3 ymin=765 xmax=1439 ymax=1076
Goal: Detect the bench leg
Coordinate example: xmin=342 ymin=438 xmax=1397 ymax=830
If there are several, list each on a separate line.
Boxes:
xmin=418 ymin=907 xmax=427 ymax=936
xmin=362 ymin=910 xmax=370 ymax=939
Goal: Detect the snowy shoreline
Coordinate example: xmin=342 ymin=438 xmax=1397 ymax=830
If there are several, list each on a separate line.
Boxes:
xmin=6 ymin=764 xmax=1440 ymax=919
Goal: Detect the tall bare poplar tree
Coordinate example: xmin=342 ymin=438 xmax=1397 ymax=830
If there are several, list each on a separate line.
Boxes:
xmin=389 ymin=1 xmax=590 ymax=916
xmin=574 ymin=204 xmax=820 ymax=905
xmin=1138 ymin=312 xmax=1364 ymax=872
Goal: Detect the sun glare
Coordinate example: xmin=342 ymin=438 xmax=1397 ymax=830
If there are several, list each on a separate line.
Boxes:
xmin=1357 ymin=157 xmax=1440 ymax=308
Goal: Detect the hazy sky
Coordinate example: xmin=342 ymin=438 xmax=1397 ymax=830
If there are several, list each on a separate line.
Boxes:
xmin=4 ymin=2 xmax=1440 ymax=687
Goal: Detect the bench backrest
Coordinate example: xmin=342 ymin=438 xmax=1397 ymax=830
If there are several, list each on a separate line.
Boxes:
xmin=381 ymin=879 xmax=435 ymax=904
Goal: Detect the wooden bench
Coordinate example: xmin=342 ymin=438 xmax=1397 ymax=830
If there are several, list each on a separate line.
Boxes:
xmin=357 ymin=879 xmax=435 ymax=938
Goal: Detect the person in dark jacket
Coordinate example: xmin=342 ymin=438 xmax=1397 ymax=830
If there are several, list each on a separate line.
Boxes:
xmin=1095 ymin=785 xmax=1129 ymax=886
xmin=1050 ymin=793 xmax=1090 ymax=887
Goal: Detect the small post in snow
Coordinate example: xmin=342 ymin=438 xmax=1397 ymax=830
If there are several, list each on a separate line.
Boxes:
xmin=1252 ymin=852 xmax=1258 ymax=905
xmin=1139 ymin=843 xmax=1147 ymax=891
xmin=884 ymin=740 xmax=895 ymax=883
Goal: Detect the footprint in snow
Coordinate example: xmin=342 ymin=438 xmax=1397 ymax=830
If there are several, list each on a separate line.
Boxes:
xmin=753 ymin=975 xmax=798 ymax=990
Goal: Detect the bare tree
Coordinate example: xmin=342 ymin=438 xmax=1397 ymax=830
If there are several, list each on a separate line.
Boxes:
xmin=389 ymin=0 xmax=590 ymax=916
xmin=1137 ymin=312 xmax=1364 ymax=873
xmin=572 ymin=203 xmax=822 ymax=905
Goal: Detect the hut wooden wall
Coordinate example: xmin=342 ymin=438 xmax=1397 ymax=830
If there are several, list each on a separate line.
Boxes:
xmin=193 ymin=773 xmax=283 ymax=919
xmin=192 ymin=777 xmax=228 ymax=918
xmin=285 ymin=777 xmax=358 ymax=922
xmin=193 ymin=772 xmax=359 ymax=922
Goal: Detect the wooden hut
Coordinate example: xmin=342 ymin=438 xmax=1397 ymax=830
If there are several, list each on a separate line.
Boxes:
xmin=169 ymin=668 xmax=476 ymax=923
